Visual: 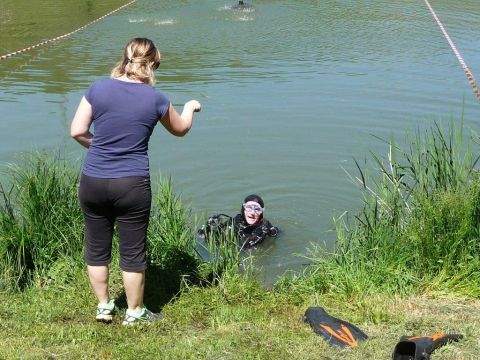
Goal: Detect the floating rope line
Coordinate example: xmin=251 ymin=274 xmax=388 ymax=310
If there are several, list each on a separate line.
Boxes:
xmin=0 ymin=0 xmax=136 ymax=61
xmin=423 ymin=0 xmax=480 ymax=101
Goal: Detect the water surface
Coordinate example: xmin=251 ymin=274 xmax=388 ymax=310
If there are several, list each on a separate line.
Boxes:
xmin=1 ymin=0 xmax=479 ymax=284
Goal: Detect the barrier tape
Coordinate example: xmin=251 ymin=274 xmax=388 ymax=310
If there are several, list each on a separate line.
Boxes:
xmin=0 ymin=0 xmax=136 ymax=61
xmin=424 ymin=0 xmax=480 ymax=101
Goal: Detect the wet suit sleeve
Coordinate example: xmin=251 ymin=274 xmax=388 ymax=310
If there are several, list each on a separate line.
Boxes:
xmin=264 ymin=220 xmax=279 ymax=237
xmin=241 ymin=222 xmax=278 ymax=248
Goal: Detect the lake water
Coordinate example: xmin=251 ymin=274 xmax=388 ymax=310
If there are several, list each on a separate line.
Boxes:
xmin=1 ymin=0 xmax=479 ymax=285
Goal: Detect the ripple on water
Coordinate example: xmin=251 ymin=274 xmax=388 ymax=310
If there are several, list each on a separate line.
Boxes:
xmin=217 ymin=4 xmax=256 ymax=13
xmin=154 ymin=19 xmax=177 ymax=26
xmin=235 ymin=15 xmax=254 ymax=22
xmin=128 ymin=17 xmax=177 ymax=26
xmin=128 ymin=17 xmax=149 ymax=23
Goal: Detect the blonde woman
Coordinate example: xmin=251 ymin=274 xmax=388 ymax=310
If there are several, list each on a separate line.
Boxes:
xmin=70 ymin=38 xmax=201 ymax=325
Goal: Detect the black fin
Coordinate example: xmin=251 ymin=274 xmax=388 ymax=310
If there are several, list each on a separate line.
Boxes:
xmin=303 ymin=307 xmax=368 ymax=348
xmin=392 ymin=333 xmax=464 ymax=360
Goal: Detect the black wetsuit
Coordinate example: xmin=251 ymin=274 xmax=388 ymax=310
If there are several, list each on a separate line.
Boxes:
xmin=232 ymin=214 xmax=278 ymax=248
xmin=198 ymin=213 xmax=278 ymax=249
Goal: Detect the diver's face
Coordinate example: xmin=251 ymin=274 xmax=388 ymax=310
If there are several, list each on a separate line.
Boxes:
xmin=243 ymin=201 xmax=263 ymax=225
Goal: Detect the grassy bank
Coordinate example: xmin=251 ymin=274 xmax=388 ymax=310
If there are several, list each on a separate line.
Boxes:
xmin=0 ymin=120 xmax=479 ymax=359
xmin=0 ymin=274 xmax=478 ymax=359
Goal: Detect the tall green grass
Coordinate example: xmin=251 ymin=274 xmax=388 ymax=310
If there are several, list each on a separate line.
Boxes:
xmin=146 ymin=176 xmax=243 ymax=291
xmin=0 ymin=153 xmax=242 ymax=293
xmin=0 ymin=152 xmax=84 ymax=290
xmin=147 ymin=176 xmax=197 ymax=266
xmin=142 ymin=177 xmax=200 ymax=307
xmin=282 ymin=120 xmax=480 ymax=298
xmin=197 ymin=224 xmax=244 ymax=284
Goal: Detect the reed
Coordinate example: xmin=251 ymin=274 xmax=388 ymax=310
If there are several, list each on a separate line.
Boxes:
xmin=147 ymin=176 xmax=197 ymax=264
xmin=197 ymin=224 xmax=244 ymax=284
xmin=0 ymin=151 xmax=243 ymax=292
xmin=296 ymin=119 xmax=480 ymax=297
xmin=142 ymin=176 xmax=201 ymax=304
xmin=0 ymin=151 xmax=84 ymax=290
xmin=146 ymin=176 xmax=245 ymax=290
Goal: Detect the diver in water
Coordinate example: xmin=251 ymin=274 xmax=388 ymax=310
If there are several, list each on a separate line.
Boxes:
xmin=231 ymin=0 xmax=255 ymax=11
xmin=233 ymin=194 xmax=278 ymax=248
xmin=198 ymin=194 xmax=278 ymax=249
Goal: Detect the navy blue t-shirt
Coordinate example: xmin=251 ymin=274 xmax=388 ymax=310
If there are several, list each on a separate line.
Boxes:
xmin=82 ymin=78 xmax=170 ymax=178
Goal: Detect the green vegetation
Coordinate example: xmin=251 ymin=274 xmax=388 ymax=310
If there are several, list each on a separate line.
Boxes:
xmin=0 ymin=120 xmax=479 ymax=359
xmin=0 ymin=152 xmax=84 ymax=291
xmin=280 ymin=121 xmax=480 ymax=298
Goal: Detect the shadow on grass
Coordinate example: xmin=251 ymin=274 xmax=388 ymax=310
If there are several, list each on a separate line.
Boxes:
xmin=115 ymin=249 xmax=199 ymax=312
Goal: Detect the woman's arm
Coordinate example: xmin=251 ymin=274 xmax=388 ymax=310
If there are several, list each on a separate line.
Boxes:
xmin=70 ymin=96 xmax=93 ymax=148
xmin=159 ymin=100 xmax=201 ymax=137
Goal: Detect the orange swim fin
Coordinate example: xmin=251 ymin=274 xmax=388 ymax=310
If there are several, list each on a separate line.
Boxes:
xmin=392 ymin=333 xmax=463 ymax=359
xmin=303 ymin=307 xmax=368 ymax=348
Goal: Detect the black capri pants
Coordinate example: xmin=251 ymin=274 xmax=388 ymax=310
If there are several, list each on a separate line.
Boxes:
xmin=79 ymin=174 xmax=151 ymax=272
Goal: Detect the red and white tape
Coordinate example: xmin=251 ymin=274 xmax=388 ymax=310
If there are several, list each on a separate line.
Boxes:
xmin=0 ymin=0 xmax=136 ymax=61
xmin=424 ymin=0 xmax=480 ymax=101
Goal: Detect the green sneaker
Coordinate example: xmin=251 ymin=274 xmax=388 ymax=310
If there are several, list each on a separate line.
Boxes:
xmin=96 ymin=300 xmax=117 ymax=323
xmin=122 ymin=307 xmax=163 ymax=326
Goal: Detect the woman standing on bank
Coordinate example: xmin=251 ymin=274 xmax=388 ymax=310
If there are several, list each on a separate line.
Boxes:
xmin=70 ymin=38 xmax=201 ymax=325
